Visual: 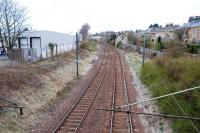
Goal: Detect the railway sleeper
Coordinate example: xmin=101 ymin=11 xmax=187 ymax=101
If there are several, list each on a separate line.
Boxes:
xmin=74 ymin=106 xmax=88 ymax=110
xmin=81 ymin=97 xmax=92 ymax=100
xmin=77 ymin=102 xmax=90 ymax=106
xmin=79 ymin=98 xmax=92 ymax=101
xmin=112 ymin=128 xmax=129 ymax=133
xmin=70 ymin=112 xmax=84 ymax=116
xmin=73 ymin=109 xmax=86 ymax=113
xmin=63 ymin=127 xmax=76 ymax=132
xmin=86 ymin=93 xmax=96 ymax=96
xmin=66 ymin=119 xmax=81 ymax=123
xmin=114 ymin=118 xmax=128 ymax=123
xmin=76 ymin=105 xmax=89 ymax=108
xmin=66 ymin=118 xmax=82 ymax=123
xmin=64 ymin=122 xmax=78 ymax=127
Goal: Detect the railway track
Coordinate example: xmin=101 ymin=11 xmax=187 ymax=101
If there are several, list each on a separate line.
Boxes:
xmin=52 ymin=44 xmax=109 ymax=133
xmin=51 ymin=44 xmax=137 ymax=133
xmin=109 ymin=48 xmax=134 ymax=133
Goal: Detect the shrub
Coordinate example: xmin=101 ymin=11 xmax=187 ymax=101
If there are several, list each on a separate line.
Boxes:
xmin=187 ymin=44 xmax=200 ymax=54
xmin=48 ymin=43 xmax=55 ymax=49
xmin=155 ymin=42 xmax=164 ymax=51
xmin=140 ymin=57 xmax=200 ymax=132
xmin=117 ymin=41 xmax=123 ymax=49
xmin=163 ymin=40 xmax=186 ymax=58
xmin=48 ymin=43 xmax=55 ymax=61
xmin=80 ymin=41 xmax=97 ymax=52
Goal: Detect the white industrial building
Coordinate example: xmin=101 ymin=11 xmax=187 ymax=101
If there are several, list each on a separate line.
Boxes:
xmin=18 ymin=31 xmax=76 ymax=60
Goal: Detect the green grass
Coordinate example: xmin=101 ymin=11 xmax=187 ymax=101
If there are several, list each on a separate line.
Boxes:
xmin=140 ymin=57 xmax=200 ymax=132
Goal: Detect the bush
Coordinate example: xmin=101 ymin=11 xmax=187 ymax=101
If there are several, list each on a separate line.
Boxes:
xmin=163 ymin=40 xmax=186 ymax=58
xmin=140 ymin=57 xmax=200 ymax=132
xmin=117 ymin=41 xmax=123 ymax=49
xmin=80 ymin=41 xmax=97 ymax=52
xmin=187 ymin=44 xmax=200 ymax=54
xmin=127 ymin=32 xmax=137 ymax=45
xmin=155 ymin=42 xmax=164 ymax=51
xmin=48 ymin=43 xmax=55 ymax=49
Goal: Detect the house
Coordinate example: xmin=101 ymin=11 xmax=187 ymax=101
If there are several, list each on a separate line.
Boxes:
xmin=18 ymin=31 xmax=76 ymax=59
xmin=187 ymin=22 xmax=200 ymax=44
xmin=135 ymin=30 xmax=147 ymax=45
xmin=147 ymin=25 xmax=179 ymax=42
xmin=136 ymin=30 xmax=147 ymax=38
xmin=115 ymin=35 xmax=129 ymax=47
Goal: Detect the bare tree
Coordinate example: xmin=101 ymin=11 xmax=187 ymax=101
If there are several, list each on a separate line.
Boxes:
xmin=164 ymin=40 xmax=186 ymax=58
xmin=127 ymin=31 xmax=137 ymax=45
xmin=0 ymin=0 xmax=27 ymax=50
xmin=80 ymin=23 xmax=91 ymax=41
xmin=175 ymin=28 xmax=188 ymax=42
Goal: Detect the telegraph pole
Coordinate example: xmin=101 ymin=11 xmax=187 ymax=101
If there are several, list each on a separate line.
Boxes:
xmin=76 ymin=32 xmax=79 ymax=77
xmin=142 ymin=33 xmax=146 ymax=67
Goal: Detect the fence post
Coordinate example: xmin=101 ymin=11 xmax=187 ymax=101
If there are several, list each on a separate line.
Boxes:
xmin=11 ymin=50 xmax=13 ymax=67
xmin=76 ymin=32 xmax=79 ymax=77
xmin=142 ymin=33 xmax=146 ymax=67
xmin=46 ymin=46 xmax=48 ymax=58
xmin=22 ymin=49 xmax=24 ymax=63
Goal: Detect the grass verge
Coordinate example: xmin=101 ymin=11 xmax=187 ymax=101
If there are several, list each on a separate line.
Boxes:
xmin=140 ymin=57 xmax=200 ymax=132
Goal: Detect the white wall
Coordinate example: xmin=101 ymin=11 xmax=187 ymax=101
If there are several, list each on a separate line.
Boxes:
xmin=19 ymin=31 xmax=76 ymax=59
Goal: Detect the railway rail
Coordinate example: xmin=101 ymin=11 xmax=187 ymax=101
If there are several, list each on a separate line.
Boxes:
xmin=109 ymin=47 xmax=134 ymax=133
xmin=52 ymin=44 xmax=137 ymax=133
xmin=52 ymin=44 xmax=109 ymax=133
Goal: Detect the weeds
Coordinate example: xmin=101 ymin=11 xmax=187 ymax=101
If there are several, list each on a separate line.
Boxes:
xmin=80 ymin=41 xmax=97 ymax=52
xmin=140 ymin=57 xmax=200 ymax=132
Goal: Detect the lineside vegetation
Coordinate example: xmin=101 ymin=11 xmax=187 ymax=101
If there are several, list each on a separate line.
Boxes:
xmin=80 ymin=41 xmax=97 ymax=52
xmin=140 ymin=57 xmax=200 ymax=132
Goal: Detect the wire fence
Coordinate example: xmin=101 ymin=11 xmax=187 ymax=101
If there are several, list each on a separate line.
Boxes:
xmin=0 ymin=43 xmax=76 ymax=69
xmin=131 ymin=44 xmax=200 ymax=59
xmin=130 ymin=45 xmax=164 ymax=58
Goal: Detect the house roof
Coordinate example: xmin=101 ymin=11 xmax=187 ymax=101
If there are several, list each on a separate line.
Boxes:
xmin=188 ymin=22 xmax=200 ymax=28
xmin=136 ymin=30 xmax=147 ymax=36
xmin=179 ymin=22 xmax=200 ymax=29
xmin=148 ymin=26 xmax=179 ymax=33
xmin=20 ymin=30 xmax=72 ymax=37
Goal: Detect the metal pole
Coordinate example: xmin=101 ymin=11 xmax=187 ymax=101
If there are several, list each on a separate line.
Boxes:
xmin=142 ymin=33 xmax=146 ymax=67
xmin=76 ymin=32 xmax=79 ymax=77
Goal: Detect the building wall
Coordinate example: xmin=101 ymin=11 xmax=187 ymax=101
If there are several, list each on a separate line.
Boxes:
xmin=18 ymin=31 xmax=76 ymax=59
xmin=154 ymin=31 xmax=175 ymax=42
xmin=115 ymin=35 xmax=128 ymax=47
xmin=188 ymin=26 xmax=200 ymax=43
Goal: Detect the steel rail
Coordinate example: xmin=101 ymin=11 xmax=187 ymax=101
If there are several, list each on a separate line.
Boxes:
xmin=73 ymin=58 xmax=108 ymax=132
xmin=109 ymin=46 xmax=134 ymax=133
xmin=115 ymin=48 xmax=134 ymax=133
xmin=52 ymin=44 xmax=109 ymax=133
xmin=109 ymin=47 xmax=116 ymax=133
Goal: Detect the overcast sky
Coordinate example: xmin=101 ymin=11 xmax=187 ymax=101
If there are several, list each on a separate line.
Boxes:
xmin=18 ymin=0 xmax=200 ymax=34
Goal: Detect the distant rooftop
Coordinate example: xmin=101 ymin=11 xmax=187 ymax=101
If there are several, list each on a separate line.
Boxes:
xmin=188 ymin=21 xmax=200 ymax=28
xmin=148 ymin=25 xmax=179 ymax=33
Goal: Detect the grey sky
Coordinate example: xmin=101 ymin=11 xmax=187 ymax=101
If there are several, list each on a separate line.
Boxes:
xmin=18 ymin=0 xmax=200 ymax=33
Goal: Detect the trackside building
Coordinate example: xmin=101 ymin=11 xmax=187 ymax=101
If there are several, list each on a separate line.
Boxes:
xmin=18 ymin=31 xmax=76 ymax=59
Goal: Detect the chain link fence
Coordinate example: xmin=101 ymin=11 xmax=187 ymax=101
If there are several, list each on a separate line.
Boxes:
xmin=0 ymin=48 xmax=37 ymax=68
